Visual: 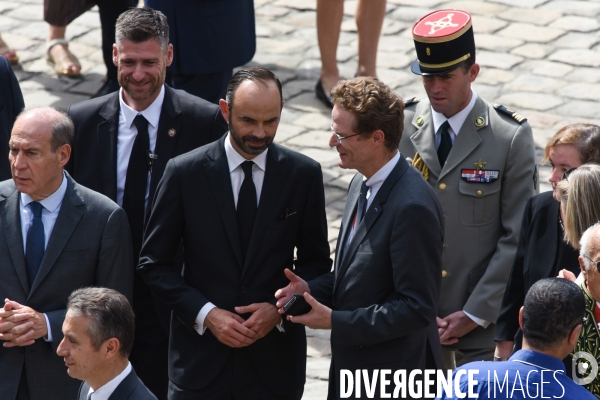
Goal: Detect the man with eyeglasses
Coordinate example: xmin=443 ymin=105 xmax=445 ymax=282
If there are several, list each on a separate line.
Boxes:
xmin=276 ymin=76 xmax=445 ymax=399
xmin=570 ymin=222 xmax=600 ymax=397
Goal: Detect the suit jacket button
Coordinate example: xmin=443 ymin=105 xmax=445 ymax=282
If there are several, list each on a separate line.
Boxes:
xmin=439 ymin=183 xmax=446 ymax=190
xmin=241 ymin=287 xmax=247 ymax=294
xmin=442 ymin=270 xmax=448 ymax=278
xmin=476 ymin=190 xmax=483 ymax=196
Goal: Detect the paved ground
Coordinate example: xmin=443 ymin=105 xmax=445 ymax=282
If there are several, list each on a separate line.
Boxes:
xmin=4 ymin=0 xmax=600 ymax=397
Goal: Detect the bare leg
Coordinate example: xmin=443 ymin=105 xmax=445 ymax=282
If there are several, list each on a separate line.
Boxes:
xmin=317 ymin=0 xmax=344 ymax=93
xmin=48 ymin=25 xmax=81 ymax=76
xmin=355 ymin=0 xmax=386 ymax=77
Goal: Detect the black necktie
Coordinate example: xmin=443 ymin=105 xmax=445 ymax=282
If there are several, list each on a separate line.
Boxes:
xmin=437 ymin=120 xmax=452 ymax=167
xmin=123 ymin=115 xmax=150 ymax=258
xmin=25 ymin=201 xmax=45 ymax=288
xmin=237 ymin=161 xmax=257 ymax=261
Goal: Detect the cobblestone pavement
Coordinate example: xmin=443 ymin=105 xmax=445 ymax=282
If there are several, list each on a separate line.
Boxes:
xmin=4 ymin=0 xmax=600 ymax=397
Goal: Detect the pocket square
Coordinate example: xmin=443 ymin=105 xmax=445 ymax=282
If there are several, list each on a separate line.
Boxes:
xmin=278 ymin=208 xmax=297 ymax=220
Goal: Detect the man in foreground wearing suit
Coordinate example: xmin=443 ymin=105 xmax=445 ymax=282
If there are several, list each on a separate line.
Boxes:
xmin=67 ymin=8 xmax=227 ymax=398
xmin=276 ymin=77 xmax=445 ymax=399
xmin=58 ymin=287 xmax=156 ymax=400
xmin=0 ymin=55 xmax=24 ymax=181
xmin=0 ymin=106 xmax=133 ymax=400
xmin=138 ymin=67 xmax=331 ymax=399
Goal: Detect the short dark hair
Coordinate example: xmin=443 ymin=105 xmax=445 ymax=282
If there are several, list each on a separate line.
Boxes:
xmin=17 ymin=106 xmax=74 ymax=151
xmin=115 ymin=7 xmax=169 ymax=51
xmin=225 ymin=67 xmax=283 ymax=110
xmin=66 ymin=287 xmax=135 ymax=358
xmin=460 ymin=52 xmax=476 ymax=73
xmin=522 ymin=278 xmax=585 ymax=351
xmin=331 ymin=77 xmax=404 ymax=150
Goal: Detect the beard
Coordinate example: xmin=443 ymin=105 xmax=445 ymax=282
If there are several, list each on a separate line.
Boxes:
xmin=119 ymin=66 xmax=165 ymax=101
xmin=229 ymin=120 xmax=273 ymax=156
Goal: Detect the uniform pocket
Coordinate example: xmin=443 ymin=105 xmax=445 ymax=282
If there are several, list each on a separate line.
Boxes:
xmin=458 ymin=179 xmax=501 ymax=226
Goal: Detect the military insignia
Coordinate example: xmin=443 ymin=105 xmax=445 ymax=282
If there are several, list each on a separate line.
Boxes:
xmin=462 ymin=169 xmax=499 ymax=183
xmin=475 ymin=117 xmax=485 ymax=127
xmin=426 ymin=47 xmax=431 ymax=56
xmin=474 ymin=159 xmax=487 ymax=171
xmin=404 ymin=97 xmax=420 ymax=107
xmin=416 ymin=116 xmax=424 ymax=127
xmin=493 ymin=104 xmax=527 ymax=124
xmin=168 ymin=128 xmax=176 ymax=137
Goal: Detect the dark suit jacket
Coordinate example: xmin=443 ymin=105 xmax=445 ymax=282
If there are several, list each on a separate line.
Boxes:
xmin=0 ymin=55 xmax=24 ymax=181
xmin=309 ymin=156 xmax=445 ymax=400
xmin=495 ymin=191 xmax=561 ymax=342
xmin=0 ymin=173 xmax=133 ymax=400
xmin=145 ymin=0 xmax=255 ymax=75
xmin=66 ymin=85 xmax=227 ymax=343
xmin=137 ymin=136 xmax=331 ymax=395
xmin=78 ymin=368 xmax=157 ymax=400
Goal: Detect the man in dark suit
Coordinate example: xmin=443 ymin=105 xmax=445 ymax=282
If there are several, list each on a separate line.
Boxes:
xmin=57 ymin=287 xmax=156 ymax=400
xmin=0 ymin=106 xmax=133 ymax=400
xmin=145 ymin=0 xmax=256 ymax=103
xmin=0 ymin=55 xmax=24 ymax=181
xmin=137 ymin=67 xmax=331 ymax=400
xmin=66 ymin=9 xmax=228 ymax=399
xmin=276 ymin=77 xmax=445 ymax=399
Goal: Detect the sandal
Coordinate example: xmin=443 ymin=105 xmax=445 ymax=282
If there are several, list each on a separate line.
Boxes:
xmin=0 ymin=35 xmax=18 ymax=65
xmin=46 ymin=38 xmax=81 ymax=77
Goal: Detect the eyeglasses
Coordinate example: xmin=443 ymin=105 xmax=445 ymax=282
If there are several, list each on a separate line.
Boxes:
xmin=563 ymin=167 xmax=578 ymax=181
xmin=583 ymin=254 xmax=600 ymax=271
xmin=330 ymin=125 xmax=365 ymax=144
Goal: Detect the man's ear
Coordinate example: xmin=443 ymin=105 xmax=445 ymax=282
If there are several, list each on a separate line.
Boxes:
xmin=103 ymin=337 xmax=121 ymax=359
xmin=580 ymin=256 xmax=588 ymax=280
xmin=568 ymin=323 xmax=583 ymax=347
xmin=371 ymin=129 xmax=385 ymax=145
xmin=518 ymin=307 xmax=524 ymax=330
xmin=219 ymin=99 xmax=230 ymax=124
xmin=165 ymin=43 xmax=174 ymax=67
xmin=112 ymin=44 xmax=118 ymax=67
xmin=58 ymin=144 xmax=71 ymax=167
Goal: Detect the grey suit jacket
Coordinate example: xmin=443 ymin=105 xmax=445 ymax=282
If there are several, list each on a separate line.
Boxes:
xmin=0 ymin=173 xmax=133 ymax=400
xmin=78 ymin=368 xmax=157 ymax=400
xmin=309 ymin=156 xmax=445 ymax=399
xmin=400 ymin=96 xmax=536 ymax=349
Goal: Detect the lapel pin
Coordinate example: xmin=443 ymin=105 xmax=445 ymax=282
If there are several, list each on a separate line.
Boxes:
xmin=168 ymin=128 xmax=176 ymax=137
xmin=475 ymin=117 xmax=485 ymax=127
xmin=416 ymin=117 xmax=424 ymax=127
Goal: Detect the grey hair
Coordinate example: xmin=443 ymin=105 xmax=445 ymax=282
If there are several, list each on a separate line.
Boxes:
xmin=115 ymin=7 xmax=169 ymax=51
xmin=580 ymin=222 xmax=600 ymax=271
xmin=16 ymin=106 xmax=74 ymax=151
xmin=66 ymin=287 xmax=135 ymax=358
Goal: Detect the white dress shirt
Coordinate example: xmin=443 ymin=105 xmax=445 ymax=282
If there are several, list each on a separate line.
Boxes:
xmin=19 ymin=173 xmax=68 ymax=342
xmin=194 ymin=133 xmax=283 ymax=335
xmin=363 ymin=151 xmax=400 ymax=211
xmin=87 ymin=362 xmax=132 ymax=400
xmin=116 ymin=85 xmax=165 ymax=209
xmin=431 ymin=90 xmax=489 ymax=328
xmin=431 ymin=90 xmax=478 ymax=149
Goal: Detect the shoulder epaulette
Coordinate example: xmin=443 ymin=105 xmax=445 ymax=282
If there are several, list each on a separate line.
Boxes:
xmin=493 ymin=103 xmax=527 ymax=124
xmin=404 ymin=97 xmax=420 ymax=107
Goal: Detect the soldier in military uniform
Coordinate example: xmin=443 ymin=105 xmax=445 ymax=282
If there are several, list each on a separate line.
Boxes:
xmin=399 ymin=9 xmax=537 ymax=369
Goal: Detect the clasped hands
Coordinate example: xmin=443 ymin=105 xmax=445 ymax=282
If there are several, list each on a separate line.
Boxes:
xmin=437 ymin=311 xmax=478 ymax=345
xmin=0 ymin=298 xmax=48 ymax=347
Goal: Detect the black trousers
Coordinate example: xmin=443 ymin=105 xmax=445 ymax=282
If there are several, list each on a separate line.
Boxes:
xmin=130 ymin=338 xmax=170 ymax=400
xmin=166 ymin=70 xmax=232 ymax=105
xmin=168 ymin=348 xmax=303 ymax=400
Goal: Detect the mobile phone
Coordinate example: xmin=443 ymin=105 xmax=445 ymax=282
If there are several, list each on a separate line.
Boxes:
xmin=283 ymin=294 xmax=312 ymax=316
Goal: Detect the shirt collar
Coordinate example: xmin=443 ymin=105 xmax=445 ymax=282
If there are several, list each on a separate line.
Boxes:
xmin=431 ymin=90 xmax=478 ymax=135
xmin=509 ymin=349 xmax=565 ymax=373
xmin=20 ymin=172 xmax=67 ymax=213
xmin=224 ymin=132 xmax=269 ymax=173
xmin=119 ymin=85 xmax=165 ymax=129
xmin=88 ymin=362 xmax=132 ymax=400
xmin=364 ymin=151 xmax=400 ymax=189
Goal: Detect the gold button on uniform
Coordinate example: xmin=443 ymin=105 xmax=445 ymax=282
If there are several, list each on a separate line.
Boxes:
xmin=476 ymin=190 xmax=483 ymax=196
xmin=439 ymin=183 xmax=446 ymax=190
xmin=442 ymin=270 xmax=447 ymax=278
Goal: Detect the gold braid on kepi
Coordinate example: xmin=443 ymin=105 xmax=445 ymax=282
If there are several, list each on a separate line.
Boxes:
xmin=412 ymin=152 xmax=429 ymax=181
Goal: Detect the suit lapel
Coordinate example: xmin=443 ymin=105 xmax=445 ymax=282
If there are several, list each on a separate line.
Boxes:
xmin=409 ymin=103 xmax=442 ymax=179
xmin=149 ymin=86 xmax=182 ymax=209
xmin=243 ymin=144 xmax=288 ymax=274
xmin=108 ymin=369 xmax=138 ymax=400
xmin=334 ymin=176 xmax=361 ymax=282
xmin=438 ymin=97 xmax=486 ymax=181
xmin=0 ymin=184 xmax=29 ymax=293
xmin=97 ymin=93 xmax=120 ymax=202
xmin=205 ymin=137 xmax=244 ymax=268
xmin=334 ymin=158 xmax=406 ymax=291
xmin=29 ymin=174 xmax=84 ymax=296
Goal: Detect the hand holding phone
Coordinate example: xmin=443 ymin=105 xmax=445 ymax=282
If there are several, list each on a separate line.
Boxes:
xmin=282 ymin=294 xmax=312 ymax=316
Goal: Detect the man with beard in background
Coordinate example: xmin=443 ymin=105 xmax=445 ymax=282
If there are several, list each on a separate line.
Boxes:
xmin=66 ymin=8 xmax=227 ymax=399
